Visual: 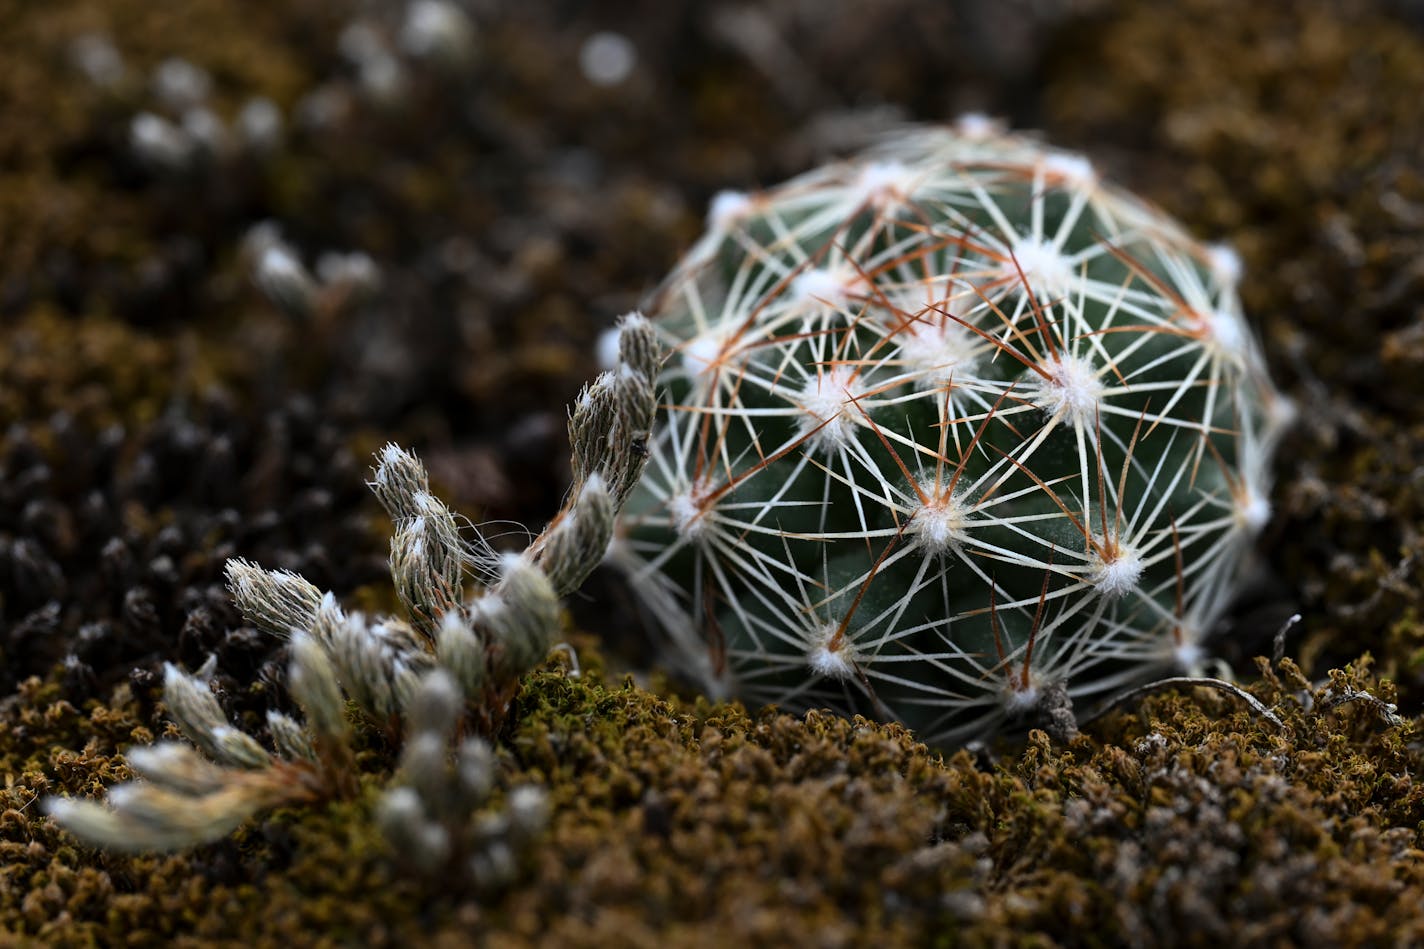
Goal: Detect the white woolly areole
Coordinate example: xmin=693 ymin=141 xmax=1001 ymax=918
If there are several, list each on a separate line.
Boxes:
xmin=1205 ymin=242 xmax=1243 ymax=285
xmin=795 ymin=366 xmax=866 ymax=449
xmin=790 ymin=267 xmax=855 ymax=309
xmin=681 ymin=331 xmax=730 ymax=377
xmin=1041 ymin=152 xmax=1096 ymax=188
xmin=707 ymin=190 xmax=754 ymax=232
xmin=1173 ymin=638 xmax=1206 ymax=674
xmin=1035 ymin=354 xmax=1104 ymax=428
xmin=1237 ymin=490 xmax=1272 ymax=533
xmin=909 ymin=496 xmax=969 ymax=555
xmin=805 ymin=623 xmax=859 ymax=680
xmin=851 ymin=160 xmax=914 ymax=208
xmin=1006 ymin=236 xmax=1075 ymax=298
xmin=953 ymin=112 xmax=1002 ymax=140
xmin=1199 ymin=308 xmax=1248 ymax=362
xmin=668 ymin=489 xmax=709 ymax=540
xmin=1001 ymin=680 xmax=1041 ymax=715
xmin=898 ymin=317 xmax=979 ymax=388
xmin=1089 ymin=543 xmax=1144 ymax=598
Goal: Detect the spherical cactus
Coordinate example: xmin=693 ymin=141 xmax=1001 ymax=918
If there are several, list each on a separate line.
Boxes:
xmin=616 ymin=120 xmax=1291 ymax=745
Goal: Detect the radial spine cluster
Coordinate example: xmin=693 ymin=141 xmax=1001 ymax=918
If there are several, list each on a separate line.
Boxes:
xmin=618 ymin=121 xmax=1290 ymax=745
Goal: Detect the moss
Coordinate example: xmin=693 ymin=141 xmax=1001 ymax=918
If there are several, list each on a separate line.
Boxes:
xmin=0 ymin=308 xmax=222 ymax=433
xmin=6 ymin=651 xmax=1423 ymax=946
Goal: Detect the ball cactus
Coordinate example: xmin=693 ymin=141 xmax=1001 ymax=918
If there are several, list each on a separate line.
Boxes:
xmin=616 ymin=120 xmax=1291 ymax=745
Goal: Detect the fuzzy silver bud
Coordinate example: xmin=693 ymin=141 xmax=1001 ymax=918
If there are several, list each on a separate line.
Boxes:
xmin=254 ymin=245 xmax=319 ymax=321
xmin=152 ymin=57 xmax=211 ymax=110
xmin=436 ymin=610 xmax=487 ymax=698
xmin=568 ymin=373 xmax=618 ymax=484
xmin=130 ymin=112 xmax=194 ymax=172
xmin=266 ymin=710 xmax=316 ymax=761
xmin=288 ymin=633 xmax=349 ymax=747
xmin=377 ymin=787 xmax=451 ymax=873
xmin=532 ymin=473 xmax=614 ymax=596
xmin=237 ymin=97 xmax=284 ymax=155
xmin=399 ymin=733 xmax=452 ymax=816
xmin=224 ymin=559 xmax=325 ymax=640
xmin=408 ymin=669 xmax=463 ymax=742
xmin=69 ymin=33 xmax=125 ymax=87
xmin=180 ymin=106 xmax=228 ymax=157
xmin=468 ymin=840 xmax=517 ymax=890
xmin=485 ymin=554 xmax=562 ymax=680
xmin=125 ymin=743 xmax=228 ymax=795
xmin=46 ymin=780 xmax=274 ymax=853
xmin=400 ymin=0 xmax=477 ymax=67
xmin=209 ymin=725 xmax=272 ymax=770
xmin=456 ymin=737 xmax=495 ymax=802
xmin=161 ymin=662 xmax=229 ymax=762
xmin=615 ymin=311 xmax=660 ymax=381
xmin=504 ymin=785 xmax=550 ymax=841
xmin=370 ymin=444 xmax=433 ymax=518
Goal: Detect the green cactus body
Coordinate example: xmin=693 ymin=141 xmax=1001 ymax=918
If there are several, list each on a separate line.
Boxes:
xmin=618 ymin=122 xmax=1289 ymax=744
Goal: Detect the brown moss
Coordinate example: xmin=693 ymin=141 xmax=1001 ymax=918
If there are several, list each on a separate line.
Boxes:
xmin=7 ymin=651 xmax=1423 ymax=946
xmin=0 ymin=308 xmax=228 ymax=433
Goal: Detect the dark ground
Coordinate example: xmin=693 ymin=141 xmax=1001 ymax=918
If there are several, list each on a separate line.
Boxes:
xmin=2 ymin=0 xmax=1424 ymax=945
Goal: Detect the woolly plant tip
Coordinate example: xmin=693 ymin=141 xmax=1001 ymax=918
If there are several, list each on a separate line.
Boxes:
xmin=320 ymin=611 xmax=400 ymax=721
xmin=604 ymin=366 xmax=658 ymax=506
xmin=376 ymin=787 xmax=452 ymax=873
xmin=125 ymin=742 xmax=229 ymax=796
xmin=398 ymin=732 xmax=455 ymax=819
xmin=619 ymin=123 xmax=1286 ymax=747
xmin=456 ymin=737 xmax=496 ymax=801
xmin=389 ymin=504 xmax=466 ymax=638
xmin=485 ymin=554 xmax=562 ymax=681
xmin=266 ymin=710 xmax=316 ymax=761
xmin=369 ymin=443 xmax=432 ymax=518
xmin=225 ymin=558 xmax=324 ymax=640
xmin=568 ymin=372 xmax=618 ymax=484
xmin=436 ymin=609 xmax=487 ymax=698
xmin=468 ymin=841 xmax=518 ymax=891
xmin=615 ymin=310 xmax=660 ymax=380
xmin=400 ymin=0 xmax=477 ymax=67
xmin=210 ymin=725 xmax=273 ymax=770
xmin=254 ymin=244 xmax=318 ymax=320
xmin=130 ymin=112 xmax=195 ymax=172
xmin=533 ymin=473 xmax=615 ymax=597
xmin=44 ymin=780 xmax=277 ymax=853
xmin=567 ymin=315 xmax=662 ymax=496
xmin=408 ymin=668 xmax=464 ymax=740
xmin=161 ymin=662 xmax=239 ymax=765
xmin=505 ymin=786 xmax=550 ymax=841
xmin=287 ymin=633 xmax=350 ymax=748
